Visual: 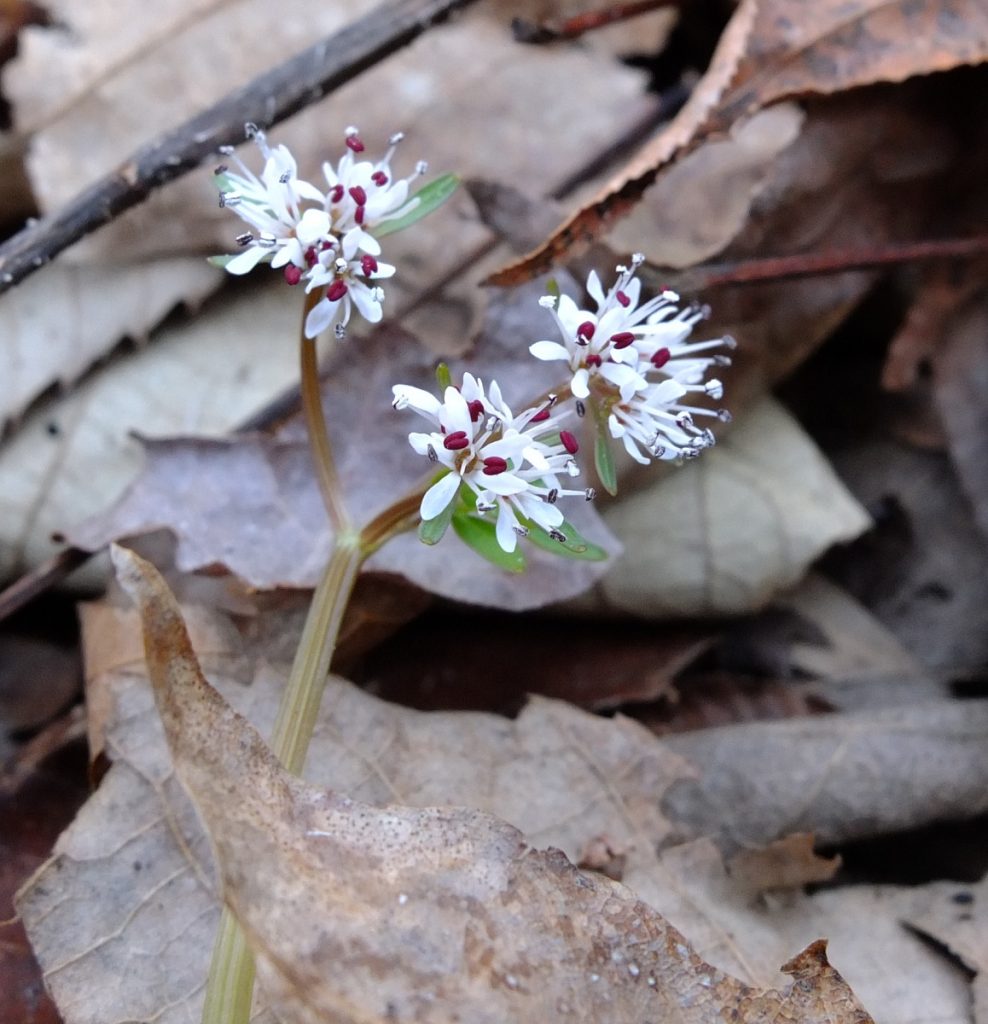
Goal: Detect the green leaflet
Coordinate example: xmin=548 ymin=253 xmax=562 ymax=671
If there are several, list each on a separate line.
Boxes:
xmin=375 ymin=174 xmax=459 ymax=238
xmin=435 ymin=362 xmax=453 ymax=391
xmin=591 ymin=399 xmax=619 ymax=496
xmin=452 ymin=512 xmax=527 ymax=573
xmin=523 ymin=517 xmax=608 ymax=561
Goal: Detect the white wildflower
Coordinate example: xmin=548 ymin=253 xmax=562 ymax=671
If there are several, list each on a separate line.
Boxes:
xmin=392 ymin=374 xmax=592 ymax=552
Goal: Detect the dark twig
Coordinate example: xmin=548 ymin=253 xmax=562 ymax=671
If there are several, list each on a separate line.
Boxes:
xmin=512 ymin=0 xmax=679 ymax=44
xmin=0 ymin=0 xmax=479 ymax=298
xmin=0 ymin=546 xmax=91 ymax=622
xmin=694 ymin=235 xmax=988 ymax=288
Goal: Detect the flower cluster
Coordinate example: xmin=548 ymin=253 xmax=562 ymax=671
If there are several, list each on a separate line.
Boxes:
xmin=216 ymin=124 xmax=427 ymax=339
xmin=530 ymin=253 xmax=734 ymax=464
xmin=393 ymin=257 xmax=733 ymax=551
xmin=392 ymin=374 xmax=594 ymax=553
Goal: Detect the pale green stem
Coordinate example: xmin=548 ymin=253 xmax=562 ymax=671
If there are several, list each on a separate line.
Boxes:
xmin=200 ymin=296 xmax=360 ymax=1024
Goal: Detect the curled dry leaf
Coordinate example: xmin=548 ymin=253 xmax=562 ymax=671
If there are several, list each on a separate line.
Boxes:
xmin=492 ymin=0 xmax=988 ymax=284
xmin=19 ymin=580 xmax=977 ymax=1022
xmin=581 ymin=398 xmax=870 ymax=617
xmin=107 ymin=545 xmax=875 ymax=1024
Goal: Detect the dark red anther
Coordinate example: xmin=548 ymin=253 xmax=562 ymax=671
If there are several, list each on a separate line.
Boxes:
xmin=467 ymin=399 xmax=485 ymax=422
xmin=482 ymin=456 xmax=508 ymax=476
xmin=560 ymin=430 xmax=579 ymax=455
xmin=531 ymin=408 xmax=551 ymax=422
xmin=443 ymin=430 xmax=470 ymax=450
xmin=360 ymin=254 xmax=379 ymax=276
xmin=586 ymin=354 xmax=602 ymax=368
xmin=371 ymin=170 xmax=389 ymax=186
xmin=345 ymin=135 xmax=365 ymax=153
xmin=577 ymin=321 xmax=596 ymax=341
xmin=283 ymin=264 xmax=302 ymax=286
xmin=304 ymin=246 xmax=318 ymax=267
xmin=610 ymin=331 xmax=635 ymax=349
xmin=355 ymin=206 xmax=365 ymax=225
xmin=349 ymin=185 xmax=367 ymax=206
xmin=320 ymin=240 xmax=334 ymax=251
xmin=326 ymin=280 xmax=348 ymax=302
xmin=616 ymin=290 xmax=631 ymax=307
xmin=330 ymin=184 xmax=345 ymax=203
xmin=651 ymin=347 xmax=671 ymax=369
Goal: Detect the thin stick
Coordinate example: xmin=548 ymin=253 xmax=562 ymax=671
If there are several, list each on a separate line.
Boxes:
xmin=512 ymin=0 xmax=678 ymax=44
xmin=0 ymin=0 xmax=480 ymax=297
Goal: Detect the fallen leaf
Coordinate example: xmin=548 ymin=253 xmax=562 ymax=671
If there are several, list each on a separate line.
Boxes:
xmin=581 ymin=397 xmax=871 ymax=617
xmin=20 ymin=575 xmax=981 ymax=1022
xmin=0 ymin=280 xmax=299 ymax=584
xmin=0 ymin=259 xmax=221 ymax=428
xmin=934 ymin=294 xmax=988 ymax=541
xmin=492 ymin=0 xmax=988 ymax=283
xmin=640 ymin=838 xmax=973 ymax=1023
xmin=105 ymin=545 xmax=877 ymax=1024
xmin=905 ymin=875 xmax=988 ymax=1024
xmin=728 ymin=833 xmax=841 ymax=896
xmin=662 ymin=696 xmax=988 ymax=850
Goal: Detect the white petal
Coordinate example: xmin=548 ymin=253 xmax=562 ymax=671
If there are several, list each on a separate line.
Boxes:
xmin=529 ymin=340 xmax=570 ymax=362
xmin=518 ymin=493 xmax=563 ymax=530
xmin=475 ymin=471 xmax=527 ymax=496
xmin=586 ymin=269 xmax=605 ymax=307
xmin=495 ymin=503 xmax=519 ymax=553
xmin=351 ymin=281 xmax=383 ymax=322
xmin=393 ymin=385 xmax=442 ymax=418
xmin=296 ymin=208 xmax=331 ymax=246
xmin=621 ymin=431 xmax=650 ymax=465
xmin=294 ymin=179 xmax=325 ymax=203
xmin=420 ymin=472 xmax=460 ymax=520
xmin=370 ymin=261 xmax=396 ymax=279
xmin=224 ymin=246 xmax=267 ymax=275
xmin=304 ymin=298 xmax=336 ymax=339
xmin=608 ymin=413 xmax=626 ymax=438
xmin=442 ymin=388 xmax=471 ymax=435
xmin=571 ymin=368 xmax=590 ymax=399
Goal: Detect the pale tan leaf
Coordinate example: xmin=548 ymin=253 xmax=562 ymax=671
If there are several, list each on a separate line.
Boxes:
xmin=109 ymin=546 xmax=875 ymax=1024
xmin=19 ymin=581 xmax=982 ymax=1022
xmin=0 ymin=259 xmax=221 ymax=427
xmin=0 ymin=280 xmax=298 ymax=582
xmin=589 ymin=397 xmax=871 ymax=617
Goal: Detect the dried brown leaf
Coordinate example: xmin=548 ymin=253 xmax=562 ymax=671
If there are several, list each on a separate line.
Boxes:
xmin=492 ymin=0 xmax=988 ymax=284
xmin=728 ymin=833 xmax=841 ymax=896
xmin=109 ymin=545 xmax=875 ymax=1024
xmin=18 ymin=579 xmax=978 ymax=1022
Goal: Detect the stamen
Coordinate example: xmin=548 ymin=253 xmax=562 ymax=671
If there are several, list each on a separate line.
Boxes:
xmin=584 ymin=488 xmax=596 ymax=501
xmin=616 ymin=290 xmax=631 ymax=308
xmin=360 ymin=254 xmax=379 ymax=276
xmin=531 ymin=408 xmax=551 ymax=423
xmin=278 ymin=172 xmax=291 ymax=184
xmin=704 ymin=379 xmax=724 ymax=400
xmin=304 ymin=246 xmax=318 ymax=267
xmin=256 ymin=233 xmax=277 ymax=248
xmin=235 ymin=232 xmax=253 ymax=246
xmin=388 ymin=131 xmax=405 ymax=145
xmin=513 ymin=524 xmax=530 ymax=538
xmin=334 ymin=257 xmax=348 ymax=273
xmin=482 ymin=456 xmax=508 ymax=476
xmin=213 ymin=164 xmax=229 ymax=175
xmin=349 ymin=185 xmax=367 ymax=206
xmin=443 ymin=431 xmax=470 ymax=451
xmin=467 ymin=399 xmax=485 ymax=422
xmin=355 ymin=207 xmax=365 ymax=225
xmin=717 ymin=409 xmax=733 ymax=423
xmin=586 ymin=354 xmax=602 ymax=368
xmin=330 ymin=184 xmax=345 ymax=203
xmin=631 ymin=252 xmax=645 ymax=266
xmin=610 ymin=331 xmax=635 ymax=349
xmin=334 ymin=324 xmax=347 ymax=339
xmin=415 ymin=160 xmax=428 ymax=175
xmin=560 ymin=431 xmax=579 ymax=455
xmin=326 ymin=280 xmax=348 ymax=302
xmin=426 ymin=444 xmax=439 ymax=462
xmin=371 ymin=171 xmax=389 ymax=186
xmin=565 ymin=460 xmax=579 ymax=477
xmin=651 ymin=348 xmax=671 ymax=369
xmin=345 ymin=130 xmax=365 ymax=153
xmin=218 ymin=145 xmax=235 ymax=156
xmin=577 ymin=321 xmax=596 ymax=343
xmin=283 ymin=265 xmax=302 ymax=286
xmin=549 ymin=528 xmax=567 ymax=543
xmin=244 ymin=122 xmax=260 ymax=139
xmin=576 ymin=400 xmax=586 ymax=418
xmin=538 ymin=296 xmax=556 ymax=309
xmin=546 ymin=488 xmax=559 ymax=504
xmin=476 ymin=500 xmax=496 ymax=514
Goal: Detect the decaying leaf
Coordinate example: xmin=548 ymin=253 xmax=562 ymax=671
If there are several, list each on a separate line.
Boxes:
xmin=662 ymin=697 xmax=988 ymax=851
xmin=20 ymin=570 xmax=981 ymax=1022
xmin=492 ymin=0 xmax=988 ymax=283
xmin=581 ymin=398 xmax=870 ymax=617
xmin=106 ymin=545 xmax=876 ymax=1024
xmin=0 ymin=259 xmax=221 ymax=428
xmin=728 ymin=833 xmax=841 ymax=897
xmin=0 ymin=280 xmax=300 ymax=583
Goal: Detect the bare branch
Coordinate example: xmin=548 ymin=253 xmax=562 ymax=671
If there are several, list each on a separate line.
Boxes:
xmin=0 ymin=0 xmax=480 ymax=297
